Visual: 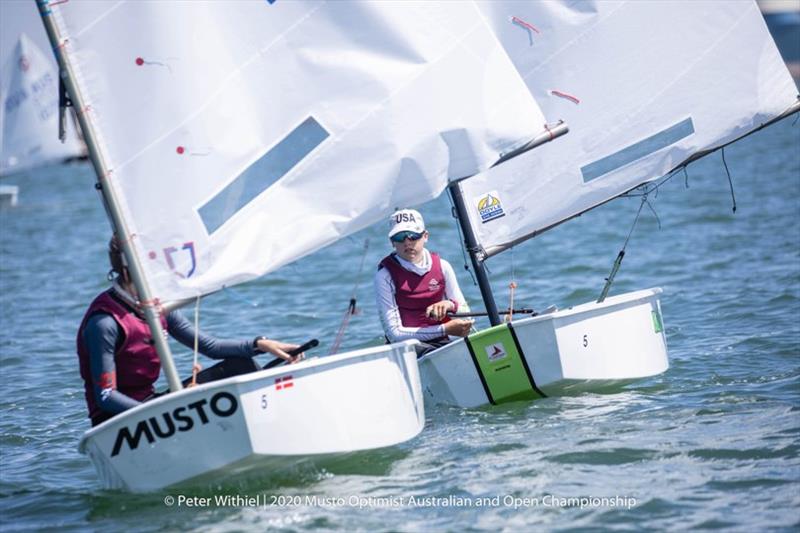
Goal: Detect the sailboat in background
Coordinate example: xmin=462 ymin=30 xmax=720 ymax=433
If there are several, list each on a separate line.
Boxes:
xmin=38 ymin=0 xmax=562 ymax=492
xmin=420 ymin=1 xmax=799 ymax=407
xmin=0 ymin=33 xmax=85 ymax=177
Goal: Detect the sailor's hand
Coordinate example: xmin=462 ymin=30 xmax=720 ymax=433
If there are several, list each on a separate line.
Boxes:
xmin=426 ymin=300 xmax=454 ymax=321
xmin=444 ymin=318 xmax=473 ymax=338
xmin=256 ymin=338 xmax=305 ymax=364
xmin=186 ymin=363 xmax=203 ymax=388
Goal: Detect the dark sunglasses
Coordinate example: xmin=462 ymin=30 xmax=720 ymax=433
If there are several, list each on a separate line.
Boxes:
xmin=390 ymin=231 xmax=424 ymax=243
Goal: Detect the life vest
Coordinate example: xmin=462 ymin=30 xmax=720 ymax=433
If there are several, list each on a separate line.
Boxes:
xmin=379 ymin=252 xmax=449 ymax=328
xmin=76 ymin=290 xmax=168 ymax=421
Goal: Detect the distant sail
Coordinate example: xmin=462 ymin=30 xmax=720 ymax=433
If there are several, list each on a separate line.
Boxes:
xmin=461 ymin=0 xmax=799 ymax=258
xmin=0 ymin=33 xmax=84 ymax=176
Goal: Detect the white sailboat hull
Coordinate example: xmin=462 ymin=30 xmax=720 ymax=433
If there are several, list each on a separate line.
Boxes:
xmin=79 ymin=341 xmax=424 ymax=493
xmin=420 ymin=288 xmax=668 ymax=408
xmin=0 ymin=185 xmax=19 ymax=207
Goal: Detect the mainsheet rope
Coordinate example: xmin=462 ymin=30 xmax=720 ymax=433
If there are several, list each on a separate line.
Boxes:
xmin=329 ymin=239 xmax=370 ymax=355
xmin=189 ymin=295 xmax=201 ymax=387
xmin=505 ymin=247 xmax=518 ymax=323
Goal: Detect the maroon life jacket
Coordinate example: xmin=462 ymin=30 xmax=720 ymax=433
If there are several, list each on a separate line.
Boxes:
xmin=379 ymin=252 xmax=449 ymax=328
xmin=76 ymin=290 xmax=167 ymax=420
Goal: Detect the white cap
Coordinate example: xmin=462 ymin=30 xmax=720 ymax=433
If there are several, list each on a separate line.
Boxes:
xmin=388 ymin=208 xmax=425 ymax=238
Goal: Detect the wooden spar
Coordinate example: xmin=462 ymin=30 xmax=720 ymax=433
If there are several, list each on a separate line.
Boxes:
xmin=37 ymin=3 xmax=183 ymax=393
xmin=449 ymin=122 xmax=569 ymax=327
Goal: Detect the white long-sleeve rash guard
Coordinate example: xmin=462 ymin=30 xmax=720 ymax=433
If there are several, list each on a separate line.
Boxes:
xmin=374 ymin=249 xmax=469 ymax=342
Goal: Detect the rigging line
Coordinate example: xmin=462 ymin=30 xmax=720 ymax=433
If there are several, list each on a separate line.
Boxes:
xmin=656 ymin=165 xmax=687 ymax=193
xmin=721 ymin=147 xmax=737 ymax=213
xmin=510 ymin=245 xmax=516 ymax=281
xmin=622 ymin=194 xmax=648 ymax=251
xmin=644 ymin=194 xmax=662 ymax=230
xmin=328 ymin=238 xmax=370 ymax=355
xmin=190 ymin=295 xmax=200 ymax=387
xmin=222 ymin=285 xmax=260 ymax=307
xmin=619 ymin=172 xmax=672 ymax=199
xmin=506 ymin=282 xmax=518 ymax=323
xmin=621 ymin=164 xmax=685 ymax=200
xmin=597 ymin=193 xmax=649 ymax=303
xmin=449 ymin=195 xmax=478 ymax=286
xmin=348 ymin=238 xmax=371 ymax=301
xmin=328 ymin=302 xmax=355 ymax=356
xmin=505 ymin=248 xmax=517 ymax=323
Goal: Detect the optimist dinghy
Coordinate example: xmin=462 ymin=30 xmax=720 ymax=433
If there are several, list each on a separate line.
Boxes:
xmin=0 ymin=33 xmax=84 ymax=176
xmin=420 ymin=289 xmax=667 ymax=407
xmin=418 ymin=0 xmax=799 ymax=407
xmin=79 ymin=342 xmax=423 ymax=493
xmin=38 ymin=0 xmax=558 ymax=490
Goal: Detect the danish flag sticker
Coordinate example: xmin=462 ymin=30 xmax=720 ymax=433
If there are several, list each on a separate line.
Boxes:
xmin=275 ymin=375 xmax=294 ymax=390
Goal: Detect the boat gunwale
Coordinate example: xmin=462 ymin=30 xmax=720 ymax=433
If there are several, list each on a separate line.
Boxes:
xmin=419 ymin=287 xmax=663 ymax=362
xmin=78 ymin=338 xmax=420 ymax=450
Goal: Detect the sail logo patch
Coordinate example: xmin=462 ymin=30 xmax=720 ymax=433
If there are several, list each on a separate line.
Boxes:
xmin=485 ymin=342 xmax=508 ymax=362
xmin=159 ymin=241 xmax=197 ymax=278
xmin=475 ymin=191 xmax=505 ymax=223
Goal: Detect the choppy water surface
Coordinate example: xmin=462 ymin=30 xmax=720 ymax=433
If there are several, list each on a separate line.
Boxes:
xmin=1 ymin=119 xmax=798 ymax=531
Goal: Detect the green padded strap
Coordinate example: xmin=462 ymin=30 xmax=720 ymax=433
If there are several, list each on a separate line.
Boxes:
xmin=465 ymin=323 xmax=545 ymax=405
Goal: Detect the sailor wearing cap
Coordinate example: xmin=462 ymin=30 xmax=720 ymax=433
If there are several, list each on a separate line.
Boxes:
xmin=374 ymin=209 xmax=473 ymax=356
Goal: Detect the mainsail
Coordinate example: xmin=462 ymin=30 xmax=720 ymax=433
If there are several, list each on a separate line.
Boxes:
xmin=0 ymin=33 xmax=84 ymax=176
xmin=461 ymin=0 xmax=799 ymax=257
xmin=42 ymin=0 xmax=550 ymax=303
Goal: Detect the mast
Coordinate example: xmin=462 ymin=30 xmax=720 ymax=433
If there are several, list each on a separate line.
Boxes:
xmin=38 ymin=3 xmax=183 ymax=392
xmin=449 ymin=123 xmax=569 ymax=327
xmin=449 ymin=181 xmax=501 ymax=326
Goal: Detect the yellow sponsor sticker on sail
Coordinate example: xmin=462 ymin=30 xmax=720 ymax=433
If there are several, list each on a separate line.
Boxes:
xmin=475 ymin=191 xmax=505 ymax=223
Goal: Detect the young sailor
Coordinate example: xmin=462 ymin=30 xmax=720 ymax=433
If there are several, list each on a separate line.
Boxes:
xmin=374 ymin=209 xmax=473 ymax=356
xmin=77 ymin=236 xmax=303 ymax=427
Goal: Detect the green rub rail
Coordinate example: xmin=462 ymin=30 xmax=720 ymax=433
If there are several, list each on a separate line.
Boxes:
xmin=465 ymin=323 xmax=545 ymax=405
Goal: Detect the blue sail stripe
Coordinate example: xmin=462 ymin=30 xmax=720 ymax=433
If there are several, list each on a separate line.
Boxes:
xmin=198 ymin=116 xmax=328 ymax=234
xmin=581 ymin=118 xmax=695 ymax=183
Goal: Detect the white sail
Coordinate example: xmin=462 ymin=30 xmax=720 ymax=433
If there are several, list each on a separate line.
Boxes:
xmin=461 ymin=0 xmax=798 ymax=257
xmin=0 ymin=33 xmax=84 ymax=176
xmin=47 ymin=0 xmax=549 ymax=302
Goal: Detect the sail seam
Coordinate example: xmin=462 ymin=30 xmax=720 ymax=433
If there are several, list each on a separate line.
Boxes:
xmin=65 ymin=0 xmax=125 ymax=39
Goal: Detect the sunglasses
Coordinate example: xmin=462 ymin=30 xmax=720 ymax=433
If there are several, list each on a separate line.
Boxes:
xmin=390 ymin=231 xmax=424 ymax=243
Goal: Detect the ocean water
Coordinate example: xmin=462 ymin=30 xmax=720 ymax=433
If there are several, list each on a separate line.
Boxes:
xmin=0 ymin=117 xmax=798 ymax=531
